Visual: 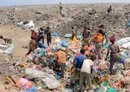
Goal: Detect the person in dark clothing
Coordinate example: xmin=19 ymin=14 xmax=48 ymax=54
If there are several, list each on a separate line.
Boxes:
xmin=71 ymin=26 xmax=78 ymax=40
xmin=107 ymin=5 xmax=112 ymax=14
xmin=59 ymin=2 xmax=64 ymax=17
xmin=99 ymin=24 xmax=108 ymax=42
xmin=37 ymin=27 xmax=45 ymax=44
xmin=82 ymin=27 xmax=91 ymax=39
xmin=46 ymin=27 xmax=52 ymax=46
xmin=105 ymin=34 xmax=126 ymax=75
xmin=71 ymin=31 xmax=75 ymax=40
xmin=82 ymin=26 xmax=91 ymax=44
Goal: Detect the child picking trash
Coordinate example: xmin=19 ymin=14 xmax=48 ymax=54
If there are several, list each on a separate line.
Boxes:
xmin=79 ymin=54 xmax=97 ymax=91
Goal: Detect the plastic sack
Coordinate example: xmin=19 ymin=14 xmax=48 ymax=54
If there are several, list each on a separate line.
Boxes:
xmin=73 ymin=37 xmax=79 ymax=43
xmin=0 ymin=44 xmax=14 ymax=54
xmin=17 ymin=20 xmax=34 ymax=29
xmin=103 ymin=43 xmax=109 ymax=49
xmin=36 ymin=50 xmax=46 ymax=57
xmin=128 ymin=21 xmax=130 ymax=27
xmin=65 ymin=89 xmax=72 ymax=92
xmin=54 ymin=37 xmax=61 ymax=44
xmin=25 ymin=86 xmax=37 ymax=92
xmin=117 ymin=37 xmax=130 ymax=49
xmin=27 ymin=52 xmax=35 ymax=62
xmin=25 ymin=68 xmax=45 ymax=78
xmin=52 ymin=32 xmax=58 ymax=36
xmin=106 ymin=88 xmax=117 ymax=92
xmin=64 ymin=33 xmax=72 ymax=38
xmin=16 ymin=78 xmax=32 ymax=90
xmin=61 ymin=41 xmax=68 ymax=47
xmin=42 ymin=74 xmax=60 ymax=89
xmin=37 ymin=42 xmax=46 ymax=49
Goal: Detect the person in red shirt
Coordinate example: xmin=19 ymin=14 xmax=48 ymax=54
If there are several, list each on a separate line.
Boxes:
xmin=31 ymin=29 xmax=38 ymax=42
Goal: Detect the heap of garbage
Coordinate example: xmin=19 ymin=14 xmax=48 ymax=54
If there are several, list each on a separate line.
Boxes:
xmin=0 ymin=4 xmax=130 ymax=92
xmin=0 ymin=30 xmax=130 ymax=92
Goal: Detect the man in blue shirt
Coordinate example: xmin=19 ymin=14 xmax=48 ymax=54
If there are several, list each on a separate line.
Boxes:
xmin=70 ymin=48 xmax=87 ymax=86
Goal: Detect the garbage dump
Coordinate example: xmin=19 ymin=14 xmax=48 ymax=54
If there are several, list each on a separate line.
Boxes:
xmin=0 ymin=29 xmax=130 ymax=92
xmin=0 ymin=4 xmax=130 ymax=92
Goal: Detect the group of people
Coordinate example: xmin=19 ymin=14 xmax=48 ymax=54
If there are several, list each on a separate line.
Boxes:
xmin=69 ymin=25 xmax=126 ymax=90
xmin=25 ymin=24 xmax=127 ymax=91
xmin=26 ymin=26 xmax=52 ymax=55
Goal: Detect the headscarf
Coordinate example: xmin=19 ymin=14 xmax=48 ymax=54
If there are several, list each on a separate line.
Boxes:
xmin=110 ymin=34 xmax=116 ymax=43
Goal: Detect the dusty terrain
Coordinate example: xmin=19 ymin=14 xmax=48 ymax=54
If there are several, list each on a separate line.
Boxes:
xmin=0 ymin=25 xmax=30 ymax=56
xmin=0 ymin=4 xmax=130 ymax=56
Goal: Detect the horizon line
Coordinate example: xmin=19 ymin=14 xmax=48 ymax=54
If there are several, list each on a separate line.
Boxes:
xmin=0 ymin=2 xmax=129 ymax=7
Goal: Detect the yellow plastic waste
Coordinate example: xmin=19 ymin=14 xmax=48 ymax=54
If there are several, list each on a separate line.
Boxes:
xmin=73 ymin=37 xmax=79 ymax=43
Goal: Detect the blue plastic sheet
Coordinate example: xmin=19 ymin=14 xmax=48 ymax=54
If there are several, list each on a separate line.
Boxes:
xmin=52 ymin=32 xmax=58 ymax=36
xmin=25 ymin=86 xmax=37 ymax=92
xmin=61 ymin=41 xmax=68 ymax=47
xmin=37 ymin=42 xmax=46 ymax=49
xmin=128 ymin=21 xmax=130 ymax=27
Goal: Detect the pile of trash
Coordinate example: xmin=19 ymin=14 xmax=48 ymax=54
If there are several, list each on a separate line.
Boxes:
xmin=0 ymin=33 xmax=130 ymax=92
xmin=1 ymin=4 xmax=130 ymax=92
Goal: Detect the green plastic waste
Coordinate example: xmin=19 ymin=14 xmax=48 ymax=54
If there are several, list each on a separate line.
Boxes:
xmin=106 ymin=88 xmax=117 ymax=92
xmin=39 ymin=50 xmax=46 ymax=57
xmin=103 ymin=43 xmax=109 ymax=49
xmin=103 ymin=81 xmax=109 ymax=86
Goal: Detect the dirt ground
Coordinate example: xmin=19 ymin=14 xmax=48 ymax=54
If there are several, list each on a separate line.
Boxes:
xmin=0 ymin=25 xmax=30 ymax=57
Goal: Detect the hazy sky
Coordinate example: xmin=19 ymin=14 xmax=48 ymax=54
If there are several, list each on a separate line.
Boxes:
xmin=0 ymin=0 xmax=130 ymax=6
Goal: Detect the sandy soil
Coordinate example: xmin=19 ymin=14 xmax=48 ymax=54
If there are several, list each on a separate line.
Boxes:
xmin=0 ymin=25 xmax=30 ymax=57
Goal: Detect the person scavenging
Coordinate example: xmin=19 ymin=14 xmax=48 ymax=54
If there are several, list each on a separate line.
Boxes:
xmin=70 ymin=48 xmax=87 ymax=86
xmin=26 ymin=36 xmax=37 ymax=55
xmin=80 ymin=54 xmax=96 ymax=90
xmin=46 ymin=27 xmax=52 ymax=46
xmin=93 ymin=29 xmax=104 ymax=61
xmin=105 ymin=34 xmax=126 ymax=75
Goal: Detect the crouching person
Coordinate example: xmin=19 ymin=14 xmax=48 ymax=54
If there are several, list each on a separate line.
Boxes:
xmin=79 ymin=54 xmax=96 ymax=91
xmin=54 ymin=48 xmax=67 ymax=78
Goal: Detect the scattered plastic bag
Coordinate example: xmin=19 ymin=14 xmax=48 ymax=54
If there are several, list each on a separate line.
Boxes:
xmin=61 ymin=40 xmax=68 ymax=47
xmin=16 ymin=78 xmax=32 ymax=90
xmin=25 ymin=86 xmax=37 ymax=92
xmin=42 ymin=74 xmax=60 ymax=89
xmin=17 ymin=20 xmax=34 ymax=29
xmin=0 ymin=44 xmax=14 ymax=54
xmin=65 ymin=89 xmax=72 ymax=92
xmin=64 ymin=34 xmax=72 ymax=38
xmin=25 ymin=68 xmax=45 ymax=78
xmin=52 ymin=32 xmax=58 ymax=36
xmin=73 ymin=37 xmax=79 ymax=43
xmin=106 ymin=88 xmax=117 ymax=92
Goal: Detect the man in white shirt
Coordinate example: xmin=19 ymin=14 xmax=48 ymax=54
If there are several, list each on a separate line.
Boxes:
xmin=80 ymin=54 xmax=96 ymax=90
